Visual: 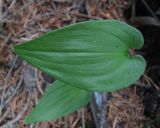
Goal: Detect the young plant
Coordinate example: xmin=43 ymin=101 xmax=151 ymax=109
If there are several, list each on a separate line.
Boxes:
xmin=13 ymin=20 xmax=146 ymax=124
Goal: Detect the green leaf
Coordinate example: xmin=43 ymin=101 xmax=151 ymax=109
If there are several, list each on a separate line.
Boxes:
xmin=14 ymin=20 xmax=146 ymax=92
xmin=25 ymin=80 xmax=91 ymax=124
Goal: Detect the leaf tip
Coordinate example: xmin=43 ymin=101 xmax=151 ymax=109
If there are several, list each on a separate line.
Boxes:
xmin=23 ymin=110 xmax=38 ymax=124
xmin=24 ymin=115 xmax=32 ymax=125
xmin=12 ymin=44 xmax=19 ymax=55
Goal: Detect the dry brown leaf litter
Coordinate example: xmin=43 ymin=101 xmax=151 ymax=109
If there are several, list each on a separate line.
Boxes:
xmin=0 ymin=0 xmax=155 ymax=127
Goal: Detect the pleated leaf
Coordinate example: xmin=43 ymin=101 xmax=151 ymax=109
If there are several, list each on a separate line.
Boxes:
xmin=25 ymin=81 xmax=91 ymax=124
xmin=14 ymin=20 xmax=146 ymax=92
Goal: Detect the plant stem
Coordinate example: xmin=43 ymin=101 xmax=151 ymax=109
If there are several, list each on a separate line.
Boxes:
xmin=91 ymin=92 xmax=108 ymax=128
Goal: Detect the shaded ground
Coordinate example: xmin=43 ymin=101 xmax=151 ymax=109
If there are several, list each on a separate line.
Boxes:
xmin=0 ymin=0 xmax=159 ymax=128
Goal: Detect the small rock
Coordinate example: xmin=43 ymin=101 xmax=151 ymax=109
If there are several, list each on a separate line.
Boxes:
xmin=22 ymin=64 xmax=36 ymax=91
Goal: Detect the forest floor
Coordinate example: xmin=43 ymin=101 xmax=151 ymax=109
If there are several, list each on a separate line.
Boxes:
xmin=0 ymin=0 xmax=160 ymax=128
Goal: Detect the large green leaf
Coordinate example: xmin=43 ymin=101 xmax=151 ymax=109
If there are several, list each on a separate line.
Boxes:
xmin=25 ymin=80 xmax=91 ymax=124
xmin=14 ymin=20 xmax=146 ymax=92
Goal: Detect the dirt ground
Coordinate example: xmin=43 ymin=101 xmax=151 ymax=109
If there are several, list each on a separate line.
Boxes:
xmin=0 ymin=0 xmax=160 ymax=128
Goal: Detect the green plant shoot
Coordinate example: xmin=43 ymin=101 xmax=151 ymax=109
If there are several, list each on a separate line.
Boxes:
xmin=13 ymin=20 xmax=146 ymax=124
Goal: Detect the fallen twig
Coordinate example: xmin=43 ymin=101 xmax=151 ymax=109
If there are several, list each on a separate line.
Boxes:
xmin=4 ymin=76 xmax=23 ymax=106
xmin=0 ymin=56 xmax=18 ymax=117
xmin=82 ymin=107 xmax=85 ymax=128
xmin=0 ymin=93 xmax=30 ymax=128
